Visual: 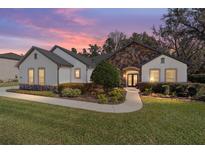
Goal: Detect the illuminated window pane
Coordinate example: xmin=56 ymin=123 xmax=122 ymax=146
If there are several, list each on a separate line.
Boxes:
xmin=166 ymin=69 xmax=176 ymax=82
xmin=128 ymin=75 xmax=132 ymax=86
xmin=75 ymin=69 xmax=81 ymax=79
xmin=150 ymin=69 xmax=160 ymax=82
xmin=28 ymin=69 xmax=34 ymax=84
xmin=38 ymin=68 xmax=45 ymax=85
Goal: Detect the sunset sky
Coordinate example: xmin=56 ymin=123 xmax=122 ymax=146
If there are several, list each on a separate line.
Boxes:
xmin=0 ymin=8 xmax=167 ymax=54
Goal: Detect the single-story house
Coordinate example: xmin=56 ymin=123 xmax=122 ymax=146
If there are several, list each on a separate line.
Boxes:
xmin=16 ymin=41 xmax=187 ymax=87
xmin=0 ymin=53 xmax=22 ymax=81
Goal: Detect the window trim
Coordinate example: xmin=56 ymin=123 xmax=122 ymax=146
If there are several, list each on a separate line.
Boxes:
xmin=149 ymin=68 xmax=160 ymax=82
xmin=34 ymin=53 xmax=38 ymax=60
xmin=74 ymin=68 xmax=81 ymax=79
xmin=38 ymin=67 xmax=46 ymax=85
xmin=165 ymin=68 xmax=177 ymax=82
xmin=28 ymin=68 xmax=34 ymax=85
xmin=161 ymin=57 xmax=165 ymax=64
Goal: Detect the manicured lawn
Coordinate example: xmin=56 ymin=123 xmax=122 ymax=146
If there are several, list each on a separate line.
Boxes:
xmin=0 ymin=82 xmax=18 ymax=87
xmin=0 ymin=96 xmax=205 ymax=144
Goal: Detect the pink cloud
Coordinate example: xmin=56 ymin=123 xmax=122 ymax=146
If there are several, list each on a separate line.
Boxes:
xmin=55 ymin=9 xmax=95 ymax=26
xmin=47 ymin=28 xmax=105 ymax=51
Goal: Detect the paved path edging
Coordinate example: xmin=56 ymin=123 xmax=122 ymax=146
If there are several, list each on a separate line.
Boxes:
xmin=0 ymin=86 xmax=143 ymax=113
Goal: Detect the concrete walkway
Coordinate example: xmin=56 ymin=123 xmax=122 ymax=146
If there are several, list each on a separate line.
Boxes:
xmin=0 ymin=86 xmax=143 ymax=113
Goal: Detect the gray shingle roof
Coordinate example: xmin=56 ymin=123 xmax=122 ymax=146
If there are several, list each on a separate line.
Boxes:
xmin=17 ymin=46 xmax=73 ymax=67
xmin=91 ymin=53 xmax=113 ymax=65
xmin=50 ymin=45 xmax=95 ymax=68
xmin=0 ymin=53 xmax=22 ymax=61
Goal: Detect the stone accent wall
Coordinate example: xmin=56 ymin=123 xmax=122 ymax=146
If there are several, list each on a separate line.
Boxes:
xmin=107 ymin=42 xmax=160 ymax=70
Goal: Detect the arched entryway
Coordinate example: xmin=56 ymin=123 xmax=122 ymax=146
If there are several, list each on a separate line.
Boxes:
xmin=122 ymin=67 xmax=140 ymax=87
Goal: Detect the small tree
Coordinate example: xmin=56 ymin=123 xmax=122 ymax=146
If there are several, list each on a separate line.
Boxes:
xmin=91 ymin=61 xmax=120 ymax=91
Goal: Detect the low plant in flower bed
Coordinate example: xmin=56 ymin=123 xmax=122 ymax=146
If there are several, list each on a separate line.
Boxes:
xmin=96 ymin=88 xmax=126 ymax=104
xmin=19 ymin=84 xmax=57 ymax=91
xmin=97 ymin=94 xmax=108 ymax=104
xmin=137 ymin=82 xmax=205 ymax=101
xmin=61 ymin=88 xmax=82 ymax=97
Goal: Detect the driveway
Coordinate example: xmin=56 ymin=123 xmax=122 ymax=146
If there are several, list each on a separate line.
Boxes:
xmin=0 ymin=86 xmax=143 ymax=113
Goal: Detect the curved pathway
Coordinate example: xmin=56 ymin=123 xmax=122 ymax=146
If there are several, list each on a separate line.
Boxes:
xmin=0 ymin=86 xmax=143 ymax=113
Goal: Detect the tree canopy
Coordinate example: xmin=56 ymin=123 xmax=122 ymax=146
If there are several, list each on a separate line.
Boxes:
xmin=153 ymin=8 xmax=205 ymax=74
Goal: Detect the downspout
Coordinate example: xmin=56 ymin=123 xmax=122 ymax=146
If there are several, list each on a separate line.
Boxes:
xmin=57 ymin=66 xmax=60 ymax=87
xmin=86 ymin=66 xmax=88 ymax=83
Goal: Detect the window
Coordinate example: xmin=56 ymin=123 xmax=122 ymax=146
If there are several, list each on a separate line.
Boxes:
xmin=34 ymin=53 xmax=38 ymax=59
xmin=150 ymin=69 xmax=160 ymax=82
xmin=28 ymin=68 xmax=34 ymax=84
xmin=38 ymin=68 xmax=45 ymax=85
xmin=74 ymin=68 xmax=81 ymax=79
xmin=165 ymin=69 xmax=177 ymax=82
xmin=161 ymin=57 xmax=165 ymax=64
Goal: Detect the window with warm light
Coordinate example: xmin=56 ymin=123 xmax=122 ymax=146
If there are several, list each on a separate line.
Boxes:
xmin=38 ymin=68 xmax=45 ymax=85
xmin=28 ymin=68 xmax=34 ymax=84
xmin=150 ymin=69 xmax=160 ymax=82
xmin=165 ymin=69 xmax=177 ymax=82
xmin=75 ymin=68 xmax=81 ymax=79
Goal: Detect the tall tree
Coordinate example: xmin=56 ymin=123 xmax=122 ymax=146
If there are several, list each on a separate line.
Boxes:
xmin=78 ymin=48 xmax=90 ymax=57
xmin=88 ymin=44 xmax=102 ymax=57
xmin=130 ymin=32 xmax=162 ymax=50
xmin=71 ymin=48 xmax=78 ymax=54
xmin=103 ymin=30 xmax=127 ymax=53
xmin=153 ymin=8 xmax=205 ymax=74
xmin=174 ymin=9 xmax=205 ymax=41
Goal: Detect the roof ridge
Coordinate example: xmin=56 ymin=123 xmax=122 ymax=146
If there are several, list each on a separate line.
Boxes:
xmin=50 ymin=45 xmax=94 ymax=68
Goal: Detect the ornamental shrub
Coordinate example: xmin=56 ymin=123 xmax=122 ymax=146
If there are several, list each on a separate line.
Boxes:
xmin=61 ymin=88 xmax=82 ymax=97
xmin=187 ymin=86 xmax=197 ymax=97
xmin=97 ymin=94 xmax=108 ymax=104
xmin=108 ymin=88 xmax=126 ymax=103
xmin=91 ymin=61 xmax=120 ymax=91
xmin=162 ymin=85 xmax=170 ymax=95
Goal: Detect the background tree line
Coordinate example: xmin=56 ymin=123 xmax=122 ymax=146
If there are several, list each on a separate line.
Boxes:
xmin=72 ymin=9 xmax=205 ymax=74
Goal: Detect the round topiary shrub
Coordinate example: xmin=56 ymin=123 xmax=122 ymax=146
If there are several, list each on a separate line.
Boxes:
xmin=91 ymin=61 xmax=120 ymax=91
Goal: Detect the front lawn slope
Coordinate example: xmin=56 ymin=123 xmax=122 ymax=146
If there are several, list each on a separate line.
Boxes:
xmin=0 ymin=96 xmax=205 ymax=144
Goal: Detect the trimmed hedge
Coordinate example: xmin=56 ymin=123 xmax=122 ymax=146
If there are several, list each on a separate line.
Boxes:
xmin=20 ymin=84 xmax=57 ymax=91
xmin=137 ymin=82 xmax=205 ymax=101
xmin=188 ymin=74 xmax=205 ymax=83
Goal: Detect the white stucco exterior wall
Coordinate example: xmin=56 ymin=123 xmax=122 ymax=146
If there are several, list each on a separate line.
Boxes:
xmin=0 ymin=58 xmax=19 ymax=81
xmin=142 ymin=55 xmax=187 ymax=82
xmin=59 ymin=67 xmax=71 ymax=84
xmin=87 ymin=68 xmax=94 ymax=83
xmin=18 ymin=49 xmax=58 ymax=86
xmin=53 ymin=48 xmax=88 ymax=83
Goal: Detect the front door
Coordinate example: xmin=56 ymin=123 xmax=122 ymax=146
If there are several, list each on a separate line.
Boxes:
xmin=127 ymin=74 xmax=138 ymax=87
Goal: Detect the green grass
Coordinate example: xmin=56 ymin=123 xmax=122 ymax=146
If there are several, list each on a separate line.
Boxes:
xmin=0 ymin=82 xmax=18 ymax=87
xmin=7 ymin=89 xmax=57 ymax=97
xmin=0 ymin=96 xmax=205 ymax=144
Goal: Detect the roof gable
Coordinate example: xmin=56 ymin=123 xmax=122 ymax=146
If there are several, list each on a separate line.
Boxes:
xmin=50 ymin=45 xmax=94 ymax=68
xmin=141 ymin=54 xmax=188 ymax=66
xmin=16 ymin=46 xmax=73 ymax=67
